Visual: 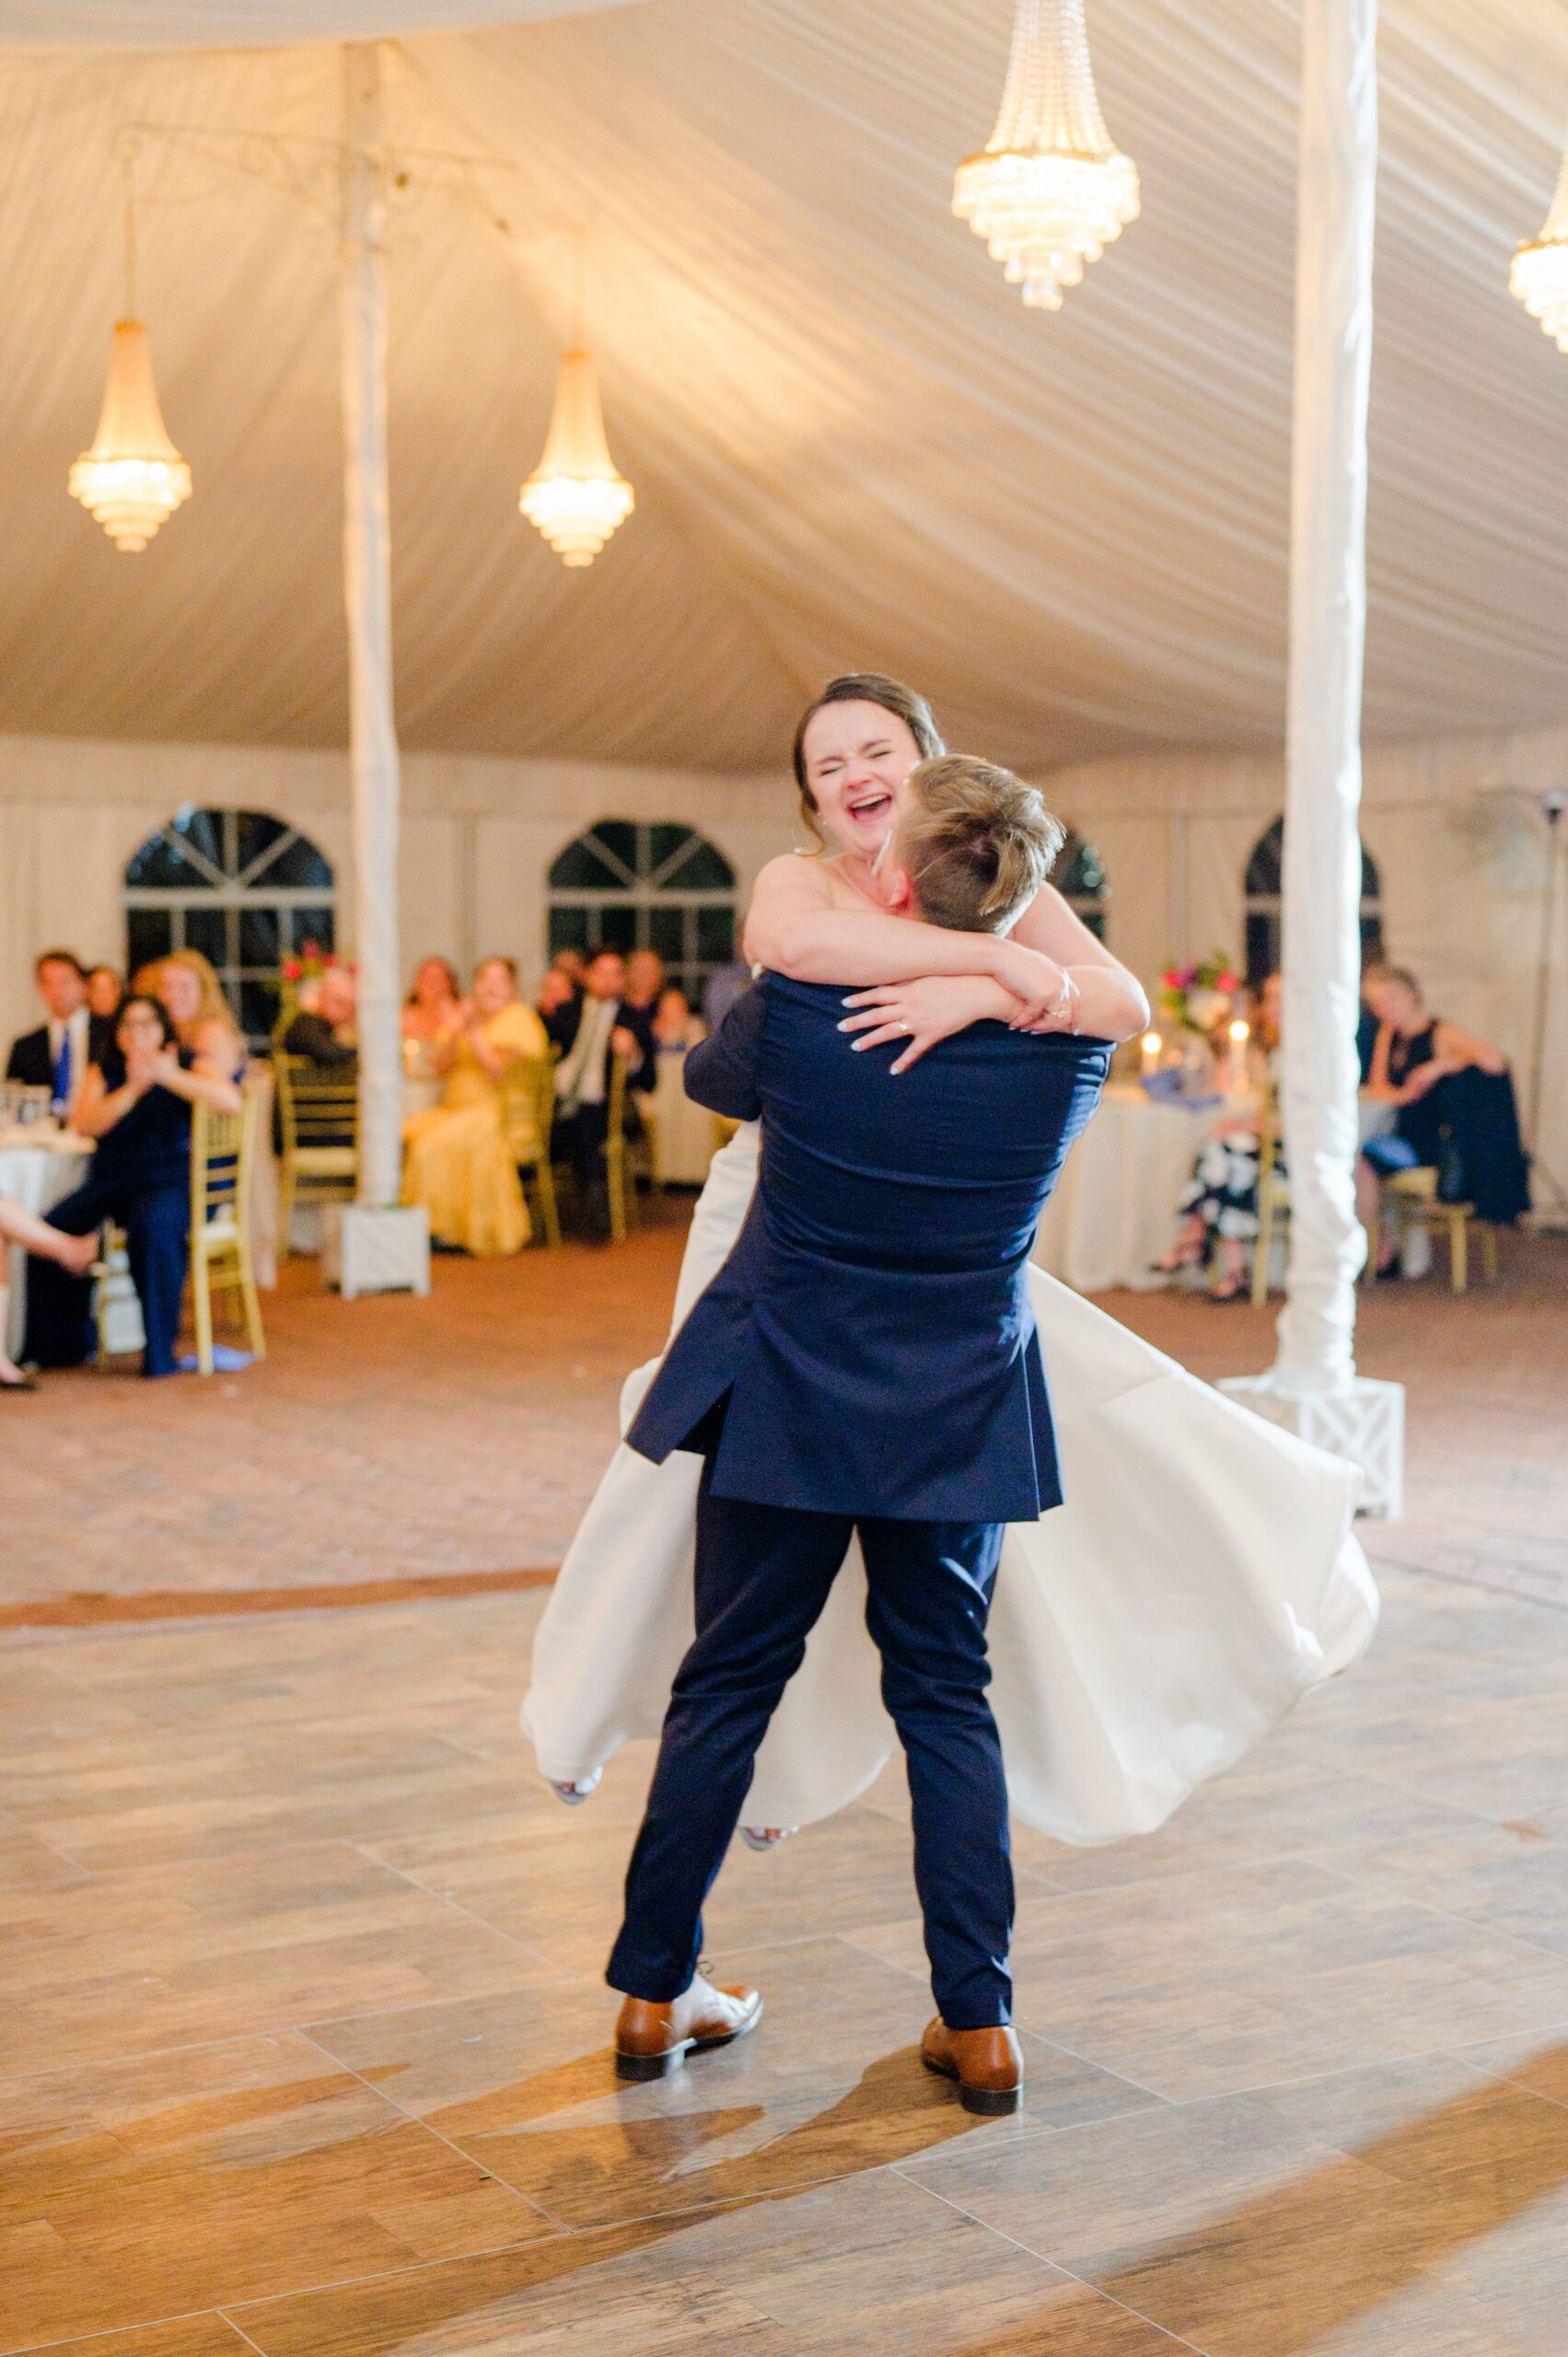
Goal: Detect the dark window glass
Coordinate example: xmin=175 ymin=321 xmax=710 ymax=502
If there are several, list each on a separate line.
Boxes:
xmin=550 ymin=837 xmax=624 ymax=890
xmin=1360 ymin=848 xmax=1382 ymax=901
xmin=598 ymin=904 xmax=638 ymax=954
xmin=258 ymin=835 xmax=335 ymax=889
xmin=697 ymin=905 xmax=737 ymax=963
xmin=233 ymin=811 xmax=291 ymax=877
xmin=1360 ymin=913 xmax=1386 ymax=969
xmin=1057 ymin=830 xmax=1106 ymax=901
xmin=289 ymin=907 xmax=336 ymax=955
xmin=590 ymin=820 xmax=640 ymax=879
xmin=182 ymin=908 xmax=228 ymax=968
xmin=125 ymin=831 xmax=212 ymax=889
xmin=239 ymin=908 xmax=283 ymax=968
xmin=126 ymin=908 xmax=173 ymax=974
xmin=1245 ymin=911 xmax=1279 ymax=988
xmin=1246 ymin=819 xmax=1284 ymax=897
xmin=647 ymin=906 xmax=685 ymax=964
xmin=169 ymin=807 xmax=227 ymax=872
xmin=647 ymin=823 xmax=693 ymax=876
xmin=658 ymin=838 xmax=735 ymax=891
xmin=550 ymin=905 xmax=591 ymax=955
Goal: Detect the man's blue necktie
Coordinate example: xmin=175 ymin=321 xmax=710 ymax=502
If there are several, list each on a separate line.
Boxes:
xmin=52 ymin=1028 xmax=72 ymax=1111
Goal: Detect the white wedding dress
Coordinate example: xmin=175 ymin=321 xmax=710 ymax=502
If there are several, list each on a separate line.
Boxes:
xmin=522 ymin=1123 xmax=1379 ymax=1845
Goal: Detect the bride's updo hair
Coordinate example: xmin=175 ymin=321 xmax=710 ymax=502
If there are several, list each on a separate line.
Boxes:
xmin=791 ymin=673 xmax=945 ymax=850
xmin=898 ymin=755 xmax=1065 ymax=935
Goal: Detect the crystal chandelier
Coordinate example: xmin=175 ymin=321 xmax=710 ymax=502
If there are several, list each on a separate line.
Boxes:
xmin=954 ymin=0 xmax=1140 ymax=311
xmin=68 ymin=179 xmax=191 ymax=552
xmin=1510 ymin=127 xmax=1568 ymax=354
xmin=519 ymin=347 xmax=634 ymax=566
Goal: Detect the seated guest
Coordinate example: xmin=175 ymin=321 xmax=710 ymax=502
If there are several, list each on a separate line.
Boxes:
xmin=86 ymin=966 xmax=124 ymax=1025
xmin=1357 ymin=966 xmax=1526 ymax=1270
xmin=401 ymin=958 xmax=462 ymax=1062
xmin=1355 ymin=988 xmax=1380 ymax=1085
xmin=536 ymin=948 xmax=586 ymax=1023
xmin=401 ymin=957 xmax=549 ymax=1255
xmin=157 ymin=950 xmax=247 ymax=1076
xmin=284 ymin=963 xmax=357 ymax=1070
xmin=24 ymin=994 xmax=243 ymax=1379
xmin=624 ymin=947 xmax=694 ymax=1048
xmin=6 ymin=950 xmax=116 ymax=1116
xmin=544 ymin=947 xmax=656 ymax=1234
xmin=1156 ymin=972 xmax=1283 ymax=1304
xmin=0 ymin=1200 xmax=98 ymax=1390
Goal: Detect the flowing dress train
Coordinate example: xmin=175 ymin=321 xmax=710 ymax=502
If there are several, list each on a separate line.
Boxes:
xmin=522 ymin=1123 xmax=1378 ymax=1844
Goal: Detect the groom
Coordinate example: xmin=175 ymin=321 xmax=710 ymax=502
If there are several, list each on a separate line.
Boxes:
xmin=606 ymin=756 xmax=1110 ymax=2114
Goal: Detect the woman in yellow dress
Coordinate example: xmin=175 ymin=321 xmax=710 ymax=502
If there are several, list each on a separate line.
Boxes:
xmin=402 ymin=956 xmax=549 ymax=1255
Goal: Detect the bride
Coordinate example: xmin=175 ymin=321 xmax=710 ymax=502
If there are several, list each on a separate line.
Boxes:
xmin=522 ymin=674 xmax=1378 ymax=1847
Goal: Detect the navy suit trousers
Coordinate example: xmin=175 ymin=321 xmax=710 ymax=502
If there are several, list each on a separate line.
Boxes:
xmin=606 ymin=1444 xmax=1014 ymax=2030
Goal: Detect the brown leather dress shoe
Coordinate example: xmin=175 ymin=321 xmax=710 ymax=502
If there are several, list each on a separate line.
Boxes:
xmin=614 ymin=1969 xmax=763 ymax=2082
xmin=921 ymin=2016 xmax=1024 ymax=2116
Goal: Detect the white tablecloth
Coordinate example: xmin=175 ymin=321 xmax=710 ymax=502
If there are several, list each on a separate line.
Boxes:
xmin=0 ymin=1132 xmax=93 ymax=1356
xmin=1034 ymin=1083 xmax=1225 ymax=1294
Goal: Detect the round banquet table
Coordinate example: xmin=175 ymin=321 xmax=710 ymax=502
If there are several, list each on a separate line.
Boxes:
xmin=0 ymin=1129 xmax=93 ymax=1357
xmin=1033 ymin=1082 xmax=1225 ymax=1294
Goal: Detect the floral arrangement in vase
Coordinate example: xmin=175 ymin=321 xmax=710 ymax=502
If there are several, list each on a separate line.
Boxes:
xmin=1159 ymin=953 xmax=1239 ymax=1038
xmin=280 ymin=938 xmax=343 ymax=987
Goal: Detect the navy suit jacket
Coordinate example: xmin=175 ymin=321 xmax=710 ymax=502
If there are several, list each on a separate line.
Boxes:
xmin=627 ymin=973 xmax=1110 ymax=1522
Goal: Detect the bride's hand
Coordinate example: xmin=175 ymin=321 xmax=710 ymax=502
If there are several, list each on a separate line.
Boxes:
xmin=993 ymin=939 xmax=1077 ymax=1030
xmin=838 ymin=976 xmax=1009 ymax=1074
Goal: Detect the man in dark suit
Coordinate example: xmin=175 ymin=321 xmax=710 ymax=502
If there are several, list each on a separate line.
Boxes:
xmin=606 ymin=758 xmax=1110 ymax=2116
xmin=281 ymin=964 xmax=358 ymax=1073
xmin=7 ymin=951 xmax=115 ymax=1112
xmin=544 ymin=948 xmax=657 ymax=1233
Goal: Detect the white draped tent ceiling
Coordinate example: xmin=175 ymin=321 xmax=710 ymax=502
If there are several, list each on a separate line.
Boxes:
xmin=1 ymin=0 xmax=1566 ymax=773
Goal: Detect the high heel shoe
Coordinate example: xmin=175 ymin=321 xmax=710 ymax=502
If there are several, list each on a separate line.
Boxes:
xmin=550 ymin=1769 xmax=602 ymax=1805
xmin=740 ymin=1826 xmax=796 ymax=1852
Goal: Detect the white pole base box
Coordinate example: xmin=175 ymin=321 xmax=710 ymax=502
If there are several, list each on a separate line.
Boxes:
xmin=321 ymin=1204 xmax=431 ymax=1300
xmin=1217 ymin=1374 xmax=1405 ymax=1520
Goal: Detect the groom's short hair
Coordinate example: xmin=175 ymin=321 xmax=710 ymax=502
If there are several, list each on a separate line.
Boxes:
xmin=898 ymin=756 xmax=1065 ymax=934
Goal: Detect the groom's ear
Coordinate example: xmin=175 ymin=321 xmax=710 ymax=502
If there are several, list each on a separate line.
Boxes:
xmin=883 ymin=864 xmax=916 ymax=914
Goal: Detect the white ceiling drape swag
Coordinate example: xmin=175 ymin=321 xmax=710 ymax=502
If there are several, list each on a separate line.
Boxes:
xmin=0 ymin=2 xmax=1565 ymax=778
xmin=0 ymin=2 xmax=624 ymax=49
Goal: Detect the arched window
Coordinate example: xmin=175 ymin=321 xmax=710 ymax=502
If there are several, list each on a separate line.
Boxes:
xmin=124 ymin=806 xmax=335 ymax=1044
xmin=548 ymin=821 xmax=737 ymax=1003
xmin=1244 ymin=817 xmax=1383 ymax=985
xmin=1055 ymin=827 xmax=1108 ymax=941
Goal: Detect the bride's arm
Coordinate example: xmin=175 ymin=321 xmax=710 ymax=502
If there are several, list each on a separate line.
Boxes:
xmin=1007 ymin=886 xmax=1149 ymax=1043
xmin=743 ymin=853 xmax=1072 ymax=1021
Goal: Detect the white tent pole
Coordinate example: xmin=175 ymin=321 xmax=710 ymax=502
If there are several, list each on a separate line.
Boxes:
xmin=1272 ymin=0 xmax=1378 ymax=1395
xmin=341 ymin=40 xmax=403 ymax=1211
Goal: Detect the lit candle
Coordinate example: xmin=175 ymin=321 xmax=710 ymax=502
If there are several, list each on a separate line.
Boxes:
xmin=1141 ymin=1029 xmax=1162 ymax=1080
xmin=1225 ymin=1017 xmax=1249 ymax=1096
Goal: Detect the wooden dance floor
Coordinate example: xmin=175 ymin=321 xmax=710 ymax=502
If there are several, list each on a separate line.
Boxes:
xmin=5 ymin=1562 xmax=1568 ymax=2352
xmin=3 ymin=1225 xmax=1568 ymax=2351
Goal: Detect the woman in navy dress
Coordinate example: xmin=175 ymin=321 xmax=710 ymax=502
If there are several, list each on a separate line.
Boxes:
xmin=1355 ymin=965 xmax=1525 ymax=1273
xmin=25 ymin=994 xmax=242 ymax=1378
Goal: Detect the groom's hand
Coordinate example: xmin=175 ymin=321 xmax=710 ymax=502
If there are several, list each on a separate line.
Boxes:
xmin=839 ymin=975 xmax=1016 ymax=1074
